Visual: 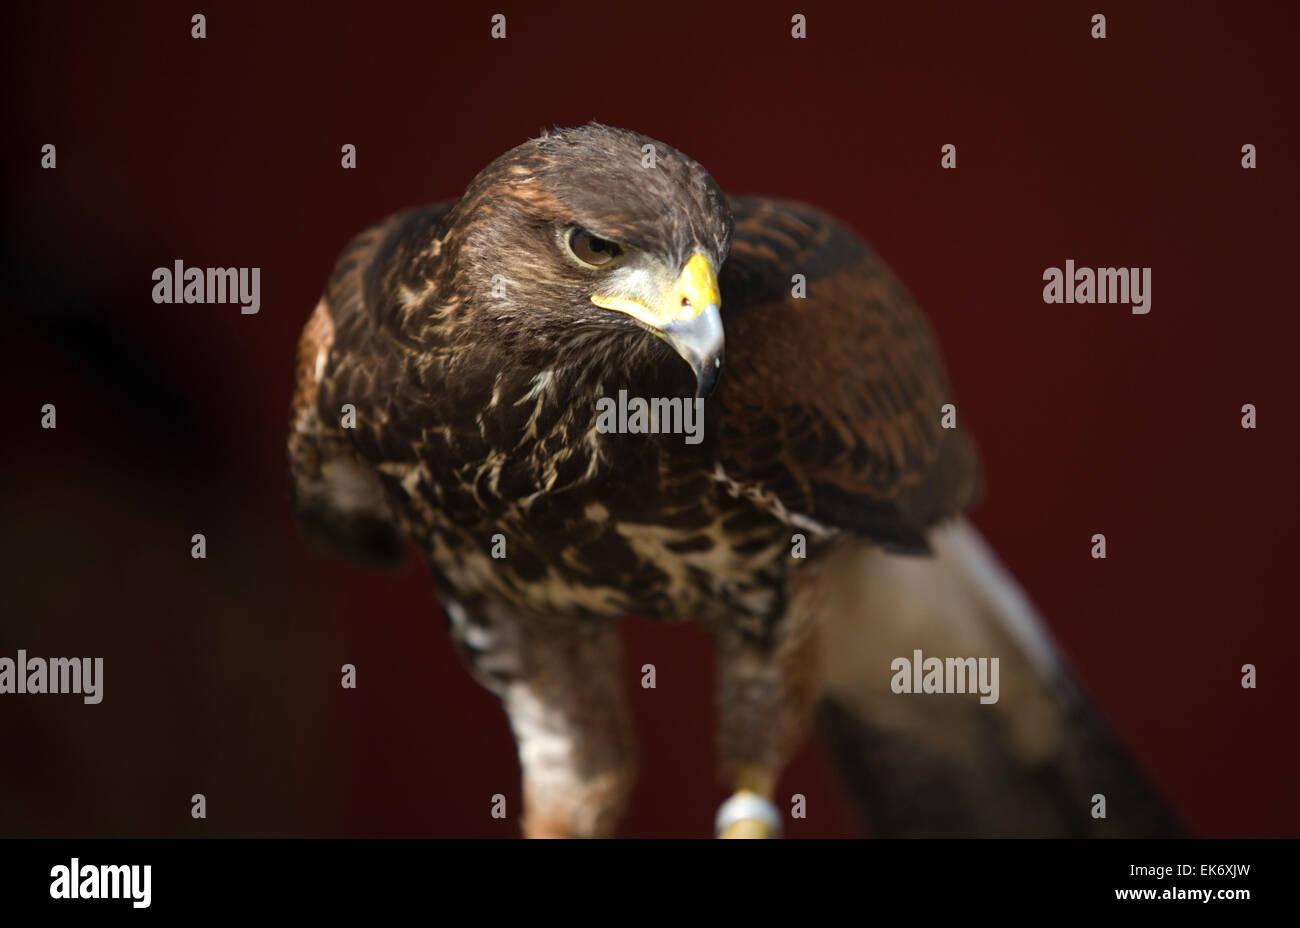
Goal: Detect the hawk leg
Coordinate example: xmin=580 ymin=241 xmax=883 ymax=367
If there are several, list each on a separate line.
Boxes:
xmin=709 ymin=561 xmax=825 ymax=838
xmin=443 ymin=596 xmax=637 ymax=838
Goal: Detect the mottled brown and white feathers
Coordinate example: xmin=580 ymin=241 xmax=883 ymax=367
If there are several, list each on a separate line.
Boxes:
xmin=289 ymin=124 xmax=977 ymax=630
xmin=288 ymin=123 xmax=1175 ymax=836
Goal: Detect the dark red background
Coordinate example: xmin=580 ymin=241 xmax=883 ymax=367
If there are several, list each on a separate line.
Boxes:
xmin=2 ymin=0 xmax=1296 ymax=837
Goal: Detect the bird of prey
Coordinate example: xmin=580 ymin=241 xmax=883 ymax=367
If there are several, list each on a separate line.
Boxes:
xmin=288 ymin=124 xmax=1180 ymax=838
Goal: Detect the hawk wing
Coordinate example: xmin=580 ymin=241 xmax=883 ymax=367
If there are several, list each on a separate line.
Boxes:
xmin=714 ymin=197 xmax=979 ymax=553
xmin=813 ymin=521 xmax=1185 ymax=837
xmin=714 ymin=201 xmax=1179 ymax=835
xmin=287 ymin=204 xmax=454 ymax=568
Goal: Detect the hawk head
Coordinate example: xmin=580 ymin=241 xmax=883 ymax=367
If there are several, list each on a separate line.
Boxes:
xmin=438 ymin=123 xmax=733 ymax=396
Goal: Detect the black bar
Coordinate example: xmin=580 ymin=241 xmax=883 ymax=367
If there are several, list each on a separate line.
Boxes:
xmin=0 ymin=838 xmax=1282 ymax=916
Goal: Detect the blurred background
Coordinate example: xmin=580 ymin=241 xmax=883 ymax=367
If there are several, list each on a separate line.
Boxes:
xmin=1 ymin=0 xmax=1296 ymax=837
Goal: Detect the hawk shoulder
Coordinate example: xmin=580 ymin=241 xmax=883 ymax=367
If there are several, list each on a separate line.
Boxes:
xmin=713 ymin=197 xmax=979 ymax=553
xmin=286 ymin=205 xmax=453 ymax=567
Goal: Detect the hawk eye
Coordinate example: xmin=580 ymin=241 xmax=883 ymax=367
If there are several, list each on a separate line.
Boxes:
xmin=566 ymin=228 xmax=624 ymax=269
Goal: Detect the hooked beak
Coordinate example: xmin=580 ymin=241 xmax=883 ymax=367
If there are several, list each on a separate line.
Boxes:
xmin=591 ymin=253 xmax=724 ymax=397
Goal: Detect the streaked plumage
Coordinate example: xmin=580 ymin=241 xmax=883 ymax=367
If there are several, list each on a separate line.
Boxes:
xmin=288 ymin=124 xmax=1176 ymax=837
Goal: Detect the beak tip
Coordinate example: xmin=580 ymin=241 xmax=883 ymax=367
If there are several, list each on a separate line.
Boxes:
xmin=664 ymin=304 xmax=724 ymax=399
xmin=695 ymin=351 xmax=723 ymax=398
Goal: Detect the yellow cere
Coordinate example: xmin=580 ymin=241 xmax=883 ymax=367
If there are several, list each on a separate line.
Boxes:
xmin=674 ymin=253 xmax=720 ymax=322
xmin=590 ymin=252 xmax=719 ymax=328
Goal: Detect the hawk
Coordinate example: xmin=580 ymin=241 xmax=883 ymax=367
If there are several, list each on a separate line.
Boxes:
xmin=289 ymin=124 xmax=1180 ymax=837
